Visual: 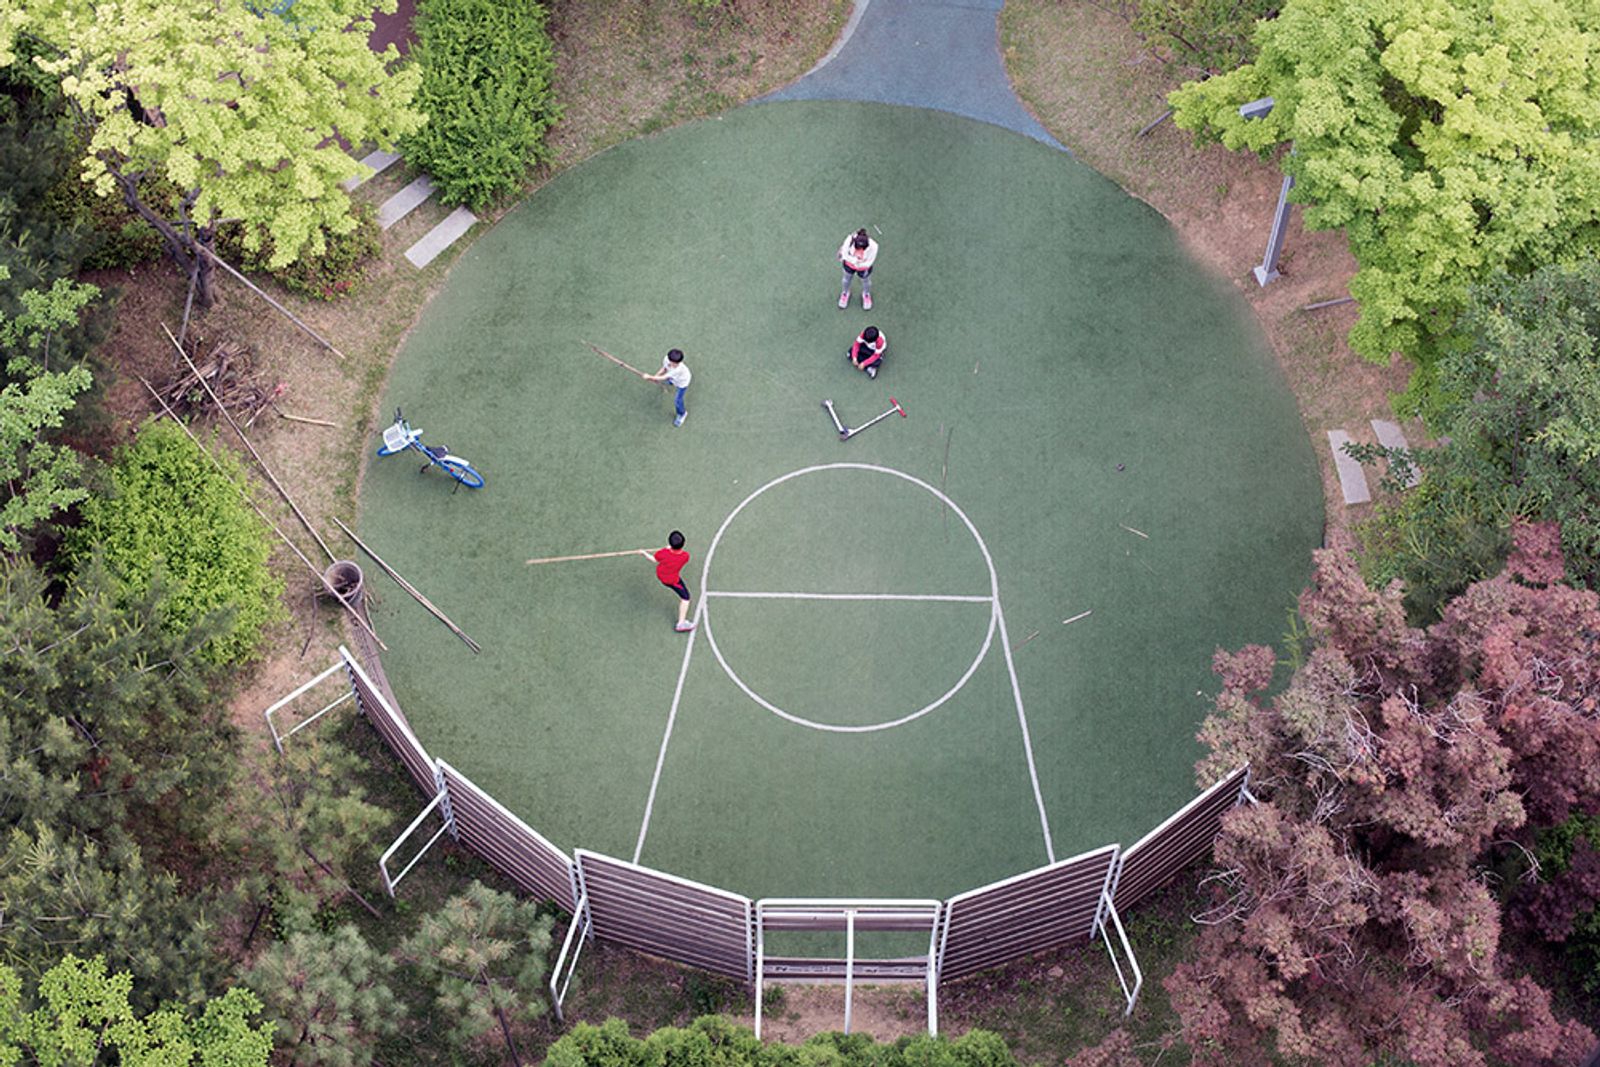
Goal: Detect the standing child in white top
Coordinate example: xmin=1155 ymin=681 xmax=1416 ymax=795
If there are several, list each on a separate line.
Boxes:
xmin=837 ymin=228 xmax=879 ymax=310
xmin=643 ymin=348 xmax=692 ymax=427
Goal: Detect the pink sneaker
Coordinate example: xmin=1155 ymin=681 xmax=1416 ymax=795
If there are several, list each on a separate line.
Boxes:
xmin=838 ymin=290 xmax=850 ymax=309
xmin=862 ymin=292 xmax=873 ymax=310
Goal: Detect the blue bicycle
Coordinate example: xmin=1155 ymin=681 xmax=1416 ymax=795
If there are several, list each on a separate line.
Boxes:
xmin=377 ymin=408 xmax=485 ymax=490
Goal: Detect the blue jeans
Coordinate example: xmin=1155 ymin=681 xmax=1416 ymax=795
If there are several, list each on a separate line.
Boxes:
xmin=674 ymin=387 xmax=687 ymax=417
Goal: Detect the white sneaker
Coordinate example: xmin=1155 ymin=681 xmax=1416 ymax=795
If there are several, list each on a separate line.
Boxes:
xmin=675 ymin=620 xmax=696 ymax=632
xmin=673 ymin=412 xmax=687 ymax=427
xmin=866 ymin=365 xmax=878 ymax=379
xmin=862 ymin=292 xmax=873 ymax=310
xmin=838 ymin=290 xmax=850 ymax=309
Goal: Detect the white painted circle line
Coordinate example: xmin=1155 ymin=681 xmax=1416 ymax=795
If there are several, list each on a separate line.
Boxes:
xmin=700 ymin=596 xmax=998 ymax=734
xmin=698 ymin=463 xmax=1004 ymax=733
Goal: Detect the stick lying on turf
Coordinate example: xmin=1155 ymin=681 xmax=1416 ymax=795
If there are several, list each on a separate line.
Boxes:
xmin=526 ymin=549 xmax=645 ymax=566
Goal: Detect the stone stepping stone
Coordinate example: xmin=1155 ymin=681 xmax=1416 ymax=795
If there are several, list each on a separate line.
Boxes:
xmin=377 ymin=175 xmax=435 ymax=230
xmin=341 ymin=149 xmax=402 ymax=191
xmin=1370 ymin=419 xmax=1420 ymax=488
xmin=405 ymin=206 xmax=478 ymax=268
xmin=1327 ymin=430 xmax=1371 ymax=505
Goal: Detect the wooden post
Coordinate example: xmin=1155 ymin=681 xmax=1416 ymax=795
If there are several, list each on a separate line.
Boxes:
xmin=194 ymin=243 xmax=347 ymax=360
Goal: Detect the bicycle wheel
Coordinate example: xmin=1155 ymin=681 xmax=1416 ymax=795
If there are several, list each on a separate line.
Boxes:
xmin=438 ymin=457 xmax=485 ymax=489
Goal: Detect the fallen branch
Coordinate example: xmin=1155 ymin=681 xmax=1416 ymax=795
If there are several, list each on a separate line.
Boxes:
xmin=278 ymin=411 xmax=340 ymax=428
xmin=333 ymin=517 xmax=482 ymax=654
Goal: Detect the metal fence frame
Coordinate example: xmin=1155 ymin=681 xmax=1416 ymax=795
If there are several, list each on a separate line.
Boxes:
xmin=268 ymin=653 xmax=1250 ymax=1028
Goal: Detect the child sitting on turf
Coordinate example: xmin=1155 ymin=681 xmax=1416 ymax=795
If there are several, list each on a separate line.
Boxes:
xmin=846 ymin=326 xmax=886 ymax=378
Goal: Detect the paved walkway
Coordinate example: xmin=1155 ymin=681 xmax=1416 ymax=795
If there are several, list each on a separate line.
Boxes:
xmin=762 ymin=0 xmax=1067 ymax=152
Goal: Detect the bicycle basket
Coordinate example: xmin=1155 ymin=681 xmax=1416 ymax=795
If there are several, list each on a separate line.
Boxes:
xmin=381 ymin=423 xmax=411 ymax=452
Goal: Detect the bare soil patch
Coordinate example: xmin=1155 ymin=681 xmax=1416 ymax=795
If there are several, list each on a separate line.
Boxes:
xmin=1000 ymin=0 xmax=1417 ymax=528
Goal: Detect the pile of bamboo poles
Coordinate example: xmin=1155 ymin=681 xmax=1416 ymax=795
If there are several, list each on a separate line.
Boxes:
xmin=158 ymin=337 xmax=283 ymax=425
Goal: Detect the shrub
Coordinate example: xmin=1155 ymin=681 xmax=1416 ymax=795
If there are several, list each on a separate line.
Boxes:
xmin=68 ymin=419 xmax=284 ymax=664
xmin=399 ymin=0 xmax=562 ymax=209
xmin=219 ymin=202 xmax=383 ymax=301
xmin=545 ymin=1016 xmax=1020 ymax=1065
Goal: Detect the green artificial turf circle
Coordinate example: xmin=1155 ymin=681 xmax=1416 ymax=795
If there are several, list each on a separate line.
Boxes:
xmin=358 ymin=100 xmax=1322 ymax=901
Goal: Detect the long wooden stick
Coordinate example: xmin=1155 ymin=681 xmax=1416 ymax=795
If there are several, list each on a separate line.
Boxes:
xmin=333 ymin=517 xmax=482 ymax=654
xmin=278 ymin=411 xmax=340 ymax=428
xmin=162 ymin=322 xmax=336 ymax=563
xmin=525 ymin=549 xmax=644 ymax=566
xmin=195 ymin=243 xmax=346 ymax=360
xmin=580 ymin=339 xmax=652 ymax=380
xmin=138 ymin=376 xmax=387 ymax=652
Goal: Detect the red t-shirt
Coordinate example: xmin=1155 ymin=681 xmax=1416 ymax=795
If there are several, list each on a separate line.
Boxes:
xmin=654 ymin=547 xmax=690 ymax=585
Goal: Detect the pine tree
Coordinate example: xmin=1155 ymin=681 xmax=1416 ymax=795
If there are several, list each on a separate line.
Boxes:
xmin=400 ymin=882 xmax=554 ymax=1067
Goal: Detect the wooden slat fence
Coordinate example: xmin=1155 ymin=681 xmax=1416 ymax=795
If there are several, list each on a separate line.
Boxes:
xmin=1111 ymin=765 xmax=1248 ymax=913
xmin=576 ymin=850 xmax=753 ymax=981
xmin=938 ymin=845 xmax=1119 ymax=982
xmin=439 ymin=760 xmax=576 ymax=911
xmin=340 ymin=648 xmax=435 ymax=794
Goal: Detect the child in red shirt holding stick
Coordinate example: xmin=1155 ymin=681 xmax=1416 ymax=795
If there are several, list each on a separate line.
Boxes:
xmin=640 ymin=530 xmax=695 ymax=631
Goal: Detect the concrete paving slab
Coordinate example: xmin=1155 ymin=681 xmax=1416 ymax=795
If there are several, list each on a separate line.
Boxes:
xmin=342 ymin=149 xmax=402 ymax=191
xmin=405 ymin=206 xmax=477 ymax=268
xmin=378 ymin=175 xmax=435 ymax=230
xmin=1370 ymin=419 xmax=1420 ymax=488
xmin=1328 ymin=430 xmax=1371 ymax=505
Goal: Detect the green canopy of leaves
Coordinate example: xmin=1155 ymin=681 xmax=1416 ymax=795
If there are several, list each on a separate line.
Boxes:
xmin=10 ymin=0 xmax=423 ymax=269
xmin=0 ymin=953 xmax=272 ymax=1065
xmin=1168 ymin=0 xmax=1600 ymax=412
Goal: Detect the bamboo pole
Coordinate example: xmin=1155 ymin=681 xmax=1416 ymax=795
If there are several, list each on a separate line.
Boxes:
xmin=580 ymin=339 xmax=652 ymax=379
xmin=194 ymin=243 xmax=346 ymax=360
xmin=332 ymin=517 xmax=482 ymax=654
xmin=161 ymin=322 xmax=336 ymax=564
xmin=138 ymin=376 xmax=387 ymax=652
xmin=278 ymin=411 xmax=340 ymax=428
xmin=525 ymin=549 xmax=644 ymax=566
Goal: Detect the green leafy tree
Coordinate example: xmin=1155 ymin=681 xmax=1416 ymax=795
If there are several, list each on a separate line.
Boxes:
xmin=0 ymin=555 xmax=238 ymax=847
xmin=9 ymin=0 xmax=423 ymax=305
xmin=67 ymin=419 xmax=284 ymax=665
xmin=399 ymin=882 xmax=554 ymax=1067
xmin=0 ymin=826 xmax=231 ymax=1012
xmin=1168 ymin=0 xmax=1600 ymax=412
xmin=244 ymin=925 xmax=399 ymax=1067
xmin=0 ymin=953 xmax=272 ymax=1066
xmin=1353 ymin=262 xmax=1600 ymax=616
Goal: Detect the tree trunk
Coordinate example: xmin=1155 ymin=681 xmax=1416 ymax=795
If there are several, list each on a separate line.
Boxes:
xmin=494 ymin=1002 xmax=522 ymax=1067
xmin=109 ymin=167 xmax=216 ymax=306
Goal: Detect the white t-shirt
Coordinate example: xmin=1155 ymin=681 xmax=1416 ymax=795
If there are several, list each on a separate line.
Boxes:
xmin=661 ymin=362 xmax=692 ymax=388
xmin=839 ymin=235 xmax=878 ymax=271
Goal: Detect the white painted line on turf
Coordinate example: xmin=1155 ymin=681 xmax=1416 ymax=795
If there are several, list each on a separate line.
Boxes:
xmin=995 ymin=600 xmax=1056 ymax=865
xmin=706 ymin=590 xmax=993 ymax=603
xmin=632 ymin=598 xmax=704 ymax=865
xmin=700 ymin=597 xmax=998 ymax=734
